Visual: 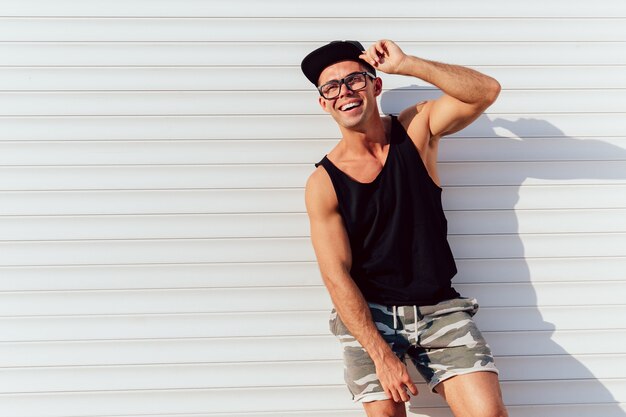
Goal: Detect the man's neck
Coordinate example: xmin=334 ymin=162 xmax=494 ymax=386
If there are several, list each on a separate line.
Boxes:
xmin=338 ymin=115 xmax=389 ymax=157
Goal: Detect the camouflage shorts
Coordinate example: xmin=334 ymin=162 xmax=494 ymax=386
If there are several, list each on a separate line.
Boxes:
xmin=329 ymin=297 xmax=499 ymax=403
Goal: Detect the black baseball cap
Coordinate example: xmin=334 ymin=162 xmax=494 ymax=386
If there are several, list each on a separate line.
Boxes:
xmin=301 ymin=40 xmax=376 ymax=86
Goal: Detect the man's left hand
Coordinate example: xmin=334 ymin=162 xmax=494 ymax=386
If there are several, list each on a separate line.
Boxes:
xmin=359 ymin=39 xmax=408 ymax=75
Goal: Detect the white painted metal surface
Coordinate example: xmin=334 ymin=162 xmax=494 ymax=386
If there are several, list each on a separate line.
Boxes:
xmin=0 ymin=1 xmax=624 ymax=416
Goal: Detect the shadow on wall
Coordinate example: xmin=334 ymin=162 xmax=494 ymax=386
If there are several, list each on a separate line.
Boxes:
xmin=381 ymin=86 xmax=626 ymax=415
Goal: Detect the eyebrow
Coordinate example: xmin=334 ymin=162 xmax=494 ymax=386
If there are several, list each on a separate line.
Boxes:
xmin=320 ymin=71 xmax=362 ymax=85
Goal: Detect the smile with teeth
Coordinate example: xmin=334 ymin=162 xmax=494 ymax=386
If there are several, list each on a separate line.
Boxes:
xmin=340 ymin=101 xmax=362 ymax=111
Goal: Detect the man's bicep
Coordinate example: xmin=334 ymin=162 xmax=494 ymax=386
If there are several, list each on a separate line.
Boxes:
xmin=310 ymin=209 xmax=352 ymax=277
xmin=305 ymin=173 xmax=353 ymax=284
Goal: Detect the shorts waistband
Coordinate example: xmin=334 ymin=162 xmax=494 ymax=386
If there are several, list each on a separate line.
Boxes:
xmin=367 ymin=297 xmax=480 ymax=339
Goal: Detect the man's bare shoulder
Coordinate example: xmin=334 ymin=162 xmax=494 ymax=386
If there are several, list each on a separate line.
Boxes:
xmin=305 ymin=165 xmax=338 ymax=217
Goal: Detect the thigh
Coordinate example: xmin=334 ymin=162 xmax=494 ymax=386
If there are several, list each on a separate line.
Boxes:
xmin=409 ymin=298 xmax=499 ymax=390
xmin=435 ymin=371 xmax=508 ymax=417
xmin=363 ymin=398 xmax=407 ymax=417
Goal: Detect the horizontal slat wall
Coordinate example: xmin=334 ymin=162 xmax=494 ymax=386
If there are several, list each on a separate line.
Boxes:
xmin=1 ymin=90 xmax=626 ymax=114
xmin=1 ymin=330 xmax=625 ymax=366
xmin=2 ymin=43 xmax=626 ymax=66
xmin=1 ymin=0 xmax=625 ymax=18
xmin=2 ymin=137 xmax=626 ymax=164
xmin=2 ymin=208 xmax=626 ymax=239
xmin=2 ymin=307 xmax=625 ymax=341
xmin=2 ymin=67 xmax=626 ymax=90
xmin=0 ymin=381 xmax=623 ymax=416
xmin=2 ymin=355 xmax=626 ymax=392
xmin=0 ymin=1 xmax=625 ymax=417
xmin=1 ymin=114 xmax=625 ymax=140
xmin=1 ymin=19 xmax=625 ymax=42
xmin=2 ymin=257 xmax=626 ymax=291
xmin=0 ymin=283 xmax=625 ymax=315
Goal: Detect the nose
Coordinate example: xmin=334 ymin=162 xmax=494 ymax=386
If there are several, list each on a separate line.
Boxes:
xmin=337 ymin=82 xmax=356 ymax=99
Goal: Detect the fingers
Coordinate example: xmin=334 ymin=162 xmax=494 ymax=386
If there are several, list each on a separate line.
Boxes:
xmin=376 ymin=355 xmax=418 ymax=403
xmin=398 ymin=375 xmax=418 ymax=402
xmin=390 ymin=384 xmax=413 ymax=402
xmin=359 ymin=40 xmax=388 ymax=67
xmin=359 ymin=39 xmax=406 ymax=75
xmin=383 ymin=378 xmax=418 ymax=402
xmin=398 ymin=386 xmax=410 ymax=403
xmin=374 ymin=40 xmax=388 ymax=57
xmin=359 ymin=51 xmax=379 ymax=68
xmin=384 ymin=385 xmax=405 ymax=403
xmin=384 ymin=386 xmax=400 ymax=403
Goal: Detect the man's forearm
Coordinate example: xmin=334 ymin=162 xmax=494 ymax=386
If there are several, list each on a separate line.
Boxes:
xmin=398 ymin=55 xmax=500 ymax=105
xmin=324 ymin=269 xmax=418 ymax=401
xmin=325 ymin=271 xmax=395 ymax=364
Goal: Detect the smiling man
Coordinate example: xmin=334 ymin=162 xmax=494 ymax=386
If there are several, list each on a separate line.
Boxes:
xmin=302 ymin=40 xmax=507 ymax=417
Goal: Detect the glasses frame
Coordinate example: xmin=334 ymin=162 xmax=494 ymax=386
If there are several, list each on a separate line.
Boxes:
xmin=317 ymin=71 xmax=377 ymax=100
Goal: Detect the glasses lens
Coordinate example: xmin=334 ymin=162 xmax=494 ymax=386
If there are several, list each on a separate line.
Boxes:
xmin=320 ymin=82 xmax=340 ymax=99
xmin=345 ymin=73 xmax=366 ymax=91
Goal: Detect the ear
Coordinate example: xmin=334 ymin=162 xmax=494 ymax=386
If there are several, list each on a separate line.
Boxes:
xmin=318 ymin=95 xmax=331 ymax=113
xmin=373 ymin=77 xmax=383 ymax=97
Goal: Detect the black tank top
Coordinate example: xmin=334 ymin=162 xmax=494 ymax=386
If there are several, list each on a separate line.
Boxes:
xmin=315 ymin=115 xmax=459 ymax=306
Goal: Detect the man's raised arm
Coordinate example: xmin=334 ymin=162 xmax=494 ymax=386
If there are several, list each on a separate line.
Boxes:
xmin=360 ymin=39 xmax=501 ymax=138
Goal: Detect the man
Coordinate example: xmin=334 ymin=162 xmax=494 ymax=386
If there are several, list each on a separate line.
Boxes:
xmin=302 ymin=39 xmax=507 ymax=417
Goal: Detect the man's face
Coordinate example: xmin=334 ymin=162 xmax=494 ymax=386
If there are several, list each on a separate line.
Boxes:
xmin=317 ymin=60 xmax=382 ymax=130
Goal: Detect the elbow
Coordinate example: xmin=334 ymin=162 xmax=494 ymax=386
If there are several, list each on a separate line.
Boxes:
xmin=475 ymin=78 xmax=501 ymax=111
xmin=485 ymin=78 xmax=501 ymax=105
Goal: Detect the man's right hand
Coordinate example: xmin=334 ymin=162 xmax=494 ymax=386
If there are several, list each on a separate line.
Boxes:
xmin=375 ymin=354 xmax=419 ymax=402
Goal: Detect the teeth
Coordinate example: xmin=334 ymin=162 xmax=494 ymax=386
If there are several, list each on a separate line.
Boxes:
xmin=341 ymin=102 xmax=360 ymax=111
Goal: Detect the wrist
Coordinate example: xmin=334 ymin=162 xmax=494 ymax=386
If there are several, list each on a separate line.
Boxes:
xmin=397 ymin=55 xmax=428 ymax=79
xmin=396 ymin=55 xmax=415 ymax=76
xmin=369 ymin=345 xmax=397 ymax=366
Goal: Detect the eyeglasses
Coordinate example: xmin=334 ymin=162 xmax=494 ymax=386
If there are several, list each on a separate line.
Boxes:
xmin=317 ymin=71 xmax=376 ymax=99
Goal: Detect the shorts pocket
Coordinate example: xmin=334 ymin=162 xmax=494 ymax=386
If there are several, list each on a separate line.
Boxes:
xmin=329 ymin=308 xmax=338 ymax=335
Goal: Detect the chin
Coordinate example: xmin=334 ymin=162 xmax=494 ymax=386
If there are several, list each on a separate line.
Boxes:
xmin=334 ymin=116 xmax=361 ymax=130
xmin=338 ymin=112 xmax=369 ymax=130
xmin=342 ymin=120 xmax=365 ymax=130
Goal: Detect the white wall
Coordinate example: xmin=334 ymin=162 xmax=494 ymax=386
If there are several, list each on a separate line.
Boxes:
xmin=0 ymin=1 xmax=625 ymax=416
